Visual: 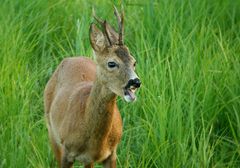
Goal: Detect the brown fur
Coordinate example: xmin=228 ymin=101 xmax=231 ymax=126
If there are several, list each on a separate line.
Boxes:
xmin=44 ymin=10 xmax=140 ymax=168
xmin=44 ymin=57 xmax=123 ymax=167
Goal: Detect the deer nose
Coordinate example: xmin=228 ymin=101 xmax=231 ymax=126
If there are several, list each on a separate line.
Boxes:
xmin=129 ymin=78 xmax=141 ymax=88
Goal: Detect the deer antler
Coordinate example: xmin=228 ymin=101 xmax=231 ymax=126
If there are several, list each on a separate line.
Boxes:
xmin=92 ymin=7 xmax=124 ymax=46
xmin=92 ymin=8 xmax=112 ymax=46
xmin=92 ymin=8 xmax=104 ymax=26
xmin=114 ymin=6 xmax=124 ymax=45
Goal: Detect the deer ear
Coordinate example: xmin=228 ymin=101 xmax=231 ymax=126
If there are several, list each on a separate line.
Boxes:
xmin=105 ymin=22 xmax=119 ymax=45
xmin=90 ymin=23 xmax=107 ymax=52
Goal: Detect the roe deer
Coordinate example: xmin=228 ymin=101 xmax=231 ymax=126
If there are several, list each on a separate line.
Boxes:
xmin=44 ymin=7 xmax=141 ymax=168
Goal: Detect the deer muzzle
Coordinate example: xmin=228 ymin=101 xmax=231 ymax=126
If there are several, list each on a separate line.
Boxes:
xmin=123 ymin=78 xmax=141 ymax=102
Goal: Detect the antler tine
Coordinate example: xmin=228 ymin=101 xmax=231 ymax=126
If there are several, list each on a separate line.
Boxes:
xmin=92 ymin=8 xmax=104 ymax=26
xmin=120 ymin=10 xmax=124 ymax=44
xmin=92 ymin=8 xmax=112 ymax=46
xmin=114 ymin=6 xmax=124 ymax=45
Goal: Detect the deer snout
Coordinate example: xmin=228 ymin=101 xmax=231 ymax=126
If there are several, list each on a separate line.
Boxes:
xmin=127 ymin=78 xmax=141 ymax=89
xmin=131 ymin=78 xmax=141 ymax=88
xmin=123 ymin=78 xmax=141 ymax=102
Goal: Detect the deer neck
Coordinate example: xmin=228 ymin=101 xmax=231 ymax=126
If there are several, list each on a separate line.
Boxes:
xmin=86 ymin=78 xmax=117 ymax=141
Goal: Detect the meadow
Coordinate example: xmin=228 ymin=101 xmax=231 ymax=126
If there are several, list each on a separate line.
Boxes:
xmin=0 ymin=0 xmax=239 ymax=167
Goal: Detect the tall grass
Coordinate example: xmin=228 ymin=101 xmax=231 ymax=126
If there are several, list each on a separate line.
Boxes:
xmin=0 ymin=0 xmax=239 ymax=167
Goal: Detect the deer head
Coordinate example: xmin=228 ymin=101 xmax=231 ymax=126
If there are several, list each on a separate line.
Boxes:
xmin=90 ymin=7 xmax=141 ymax=102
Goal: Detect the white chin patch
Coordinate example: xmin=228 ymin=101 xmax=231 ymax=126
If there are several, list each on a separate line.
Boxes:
xmin=123 ymin=93 xmax=136 ymax=102
xmin=123 ymin=86 xmax=137 ymax=102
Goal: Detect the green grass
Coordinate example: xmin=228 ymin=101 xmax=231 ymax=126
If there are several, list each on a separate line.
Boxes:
xmin=0 ymin=0 xmax=240 ymax=167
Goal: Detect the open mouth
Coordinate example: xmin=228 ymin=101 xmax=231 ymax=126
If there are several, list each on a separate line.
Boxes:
xmin=124 ymin=86 xmax=137 ymax=102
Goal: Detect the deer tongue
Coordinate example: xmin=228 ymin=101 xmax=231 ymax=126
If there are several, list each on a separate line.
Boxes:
xmin=126 ymin=89 xmax=136 ymax=101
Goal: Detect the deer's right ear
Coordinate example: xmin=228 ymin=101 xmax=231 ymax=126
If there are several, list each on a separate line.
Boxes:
xmin=90 ymin=23 xmax=106 ymax=52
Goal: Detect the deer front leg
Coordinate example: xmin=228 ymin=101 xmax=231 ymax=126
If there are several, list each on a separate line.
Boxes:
xmin=61 ymin=156 xmax=73 ymax=168
xmin=48 ymin=132 xmax=62 ymax=167
xmin=61 ymin=148 xmax=74 ymax=168
xmin=102 ymin=152 xmax=117 ymax=168
xmin=84 ymin=163 xmax=94 ymax=168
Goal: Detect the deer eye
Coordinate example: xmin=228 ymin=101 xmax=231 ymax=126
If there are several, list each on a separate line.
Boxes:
xmin=108 ymin=62 xmax=118 ymax=68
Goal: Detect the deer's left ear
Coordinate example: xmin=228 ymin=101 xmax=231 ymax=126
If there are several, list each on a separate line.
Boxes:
xmin=105 ymin=22 xmax=119 ymax=45
xmin=90 ymin=23 xmax=107 ymax=52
